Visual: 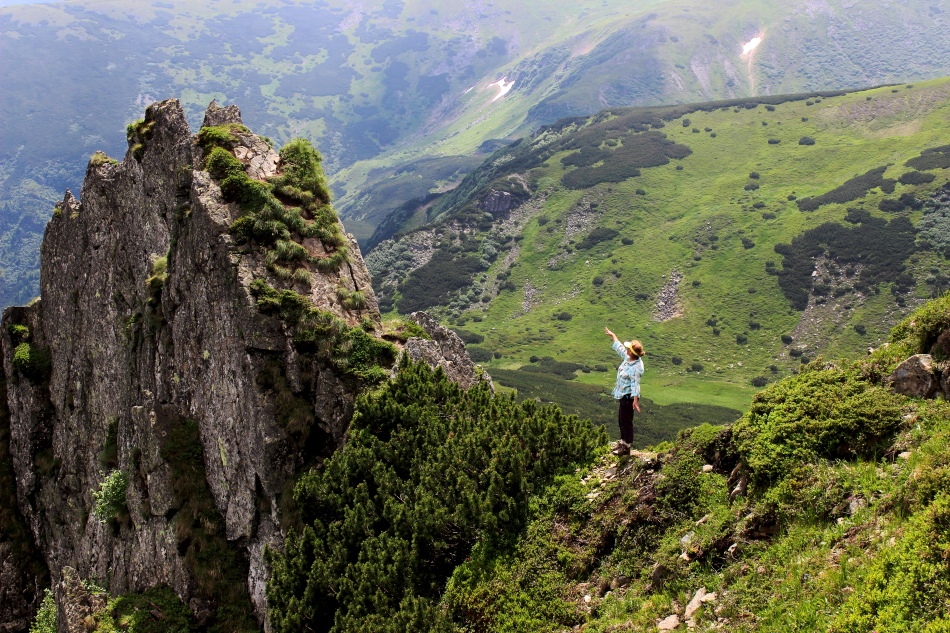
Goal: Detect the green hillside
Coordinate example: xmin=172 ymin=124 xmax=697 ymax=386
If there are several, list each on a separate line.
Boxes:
xmin=2 ymin=0 xmax=949 ymax=308
xmin=366 ymin=79 xmax=950 ymax=423
xmin=258 ymin=293 xmax=950 ymax=632
xmin=437 ymin=294 xmax=950 ymax=632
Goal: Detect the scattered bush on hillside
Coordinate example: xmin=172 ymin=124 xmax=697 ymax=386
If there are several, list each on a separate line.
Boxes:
xmin=396 ymin=251 xmax=483 ymax=313
xmin=266 ymin=360 xmax=605 ymax=632
xmin=452 ymin=329 xmax=485 ymax=345
xmin=554 ymin=312 xmax=573 ymax=321
xmin=773 ymin=214 xmax=916 ymax=310
xmin=522 ymin=356 xmax=583 ymax=380
xmin=467 ymin=346 xmax=493 ymax=362
xmin=736 ymin=334 xmax=748 ymax=345
xmin=795 ymin=166 xmax=896 ymax=212
xmin=768 ymin=139 xmax=781 ymax=145
xmin=854 ymin=324 xmax=867 ymax=335
xmin=577 ymin=227 xmax=619 ymax=250
xmin=899 ymin=171 xmax=936 ymax=185
xmin=671 ymin=356 xmax=683 ymax=365
xmin=750 ymin=376 xmax=768 ymax=387
xmin=905 ymin=144 xmax=950 ymax=171
xmin=560 ymin=131 xmax=691 ymax=189
xmin=691 ymin=363 xmax=704 ymax=372
xmin=917 ymin=190 xmax=950 ymax=257
xmin=798 ymin=136 xmax=816 ymax=145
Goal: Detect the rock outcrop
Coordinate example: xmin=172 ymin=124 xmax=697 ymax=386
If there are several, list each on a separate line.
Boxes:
xmin=400 ymin=312 xmax=493 ymax=391
xmin=0 ymin=99 xmax=481 ymax=631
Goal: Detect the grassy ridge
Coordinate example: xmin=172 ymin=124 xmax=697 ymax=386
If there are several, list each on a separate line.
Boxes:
xmin=370 ymin=79 xmax=950 ymax=420
xmin=439 ymin=293 xmax=950 ymax=632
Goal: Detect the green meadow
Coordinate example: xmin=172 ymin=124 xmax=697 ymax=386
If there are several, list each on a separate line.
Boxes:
xmin=373 ymin=79 xmax=950 ymax=432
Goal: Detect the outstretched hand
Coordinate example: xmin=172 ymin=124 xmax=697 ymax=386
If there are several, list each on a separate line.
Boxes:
xmin=605 ymin=326 xmax=618 ymax=341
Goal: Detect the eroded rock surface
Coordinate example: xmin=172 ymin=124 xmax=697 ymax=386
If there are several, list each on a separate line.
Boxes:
xmin=401 ymin=311 xmax=493 ymax=391
xmin=0 ymin=99 xmax=407 ymax=631
xmin=888 ymin=354 xmax=941 ymax=399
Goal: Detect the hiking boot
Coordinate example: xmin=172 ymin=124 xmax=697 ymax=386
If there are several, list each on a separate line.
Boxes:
xmin=611 ymin=440 xmax=630 ymax=456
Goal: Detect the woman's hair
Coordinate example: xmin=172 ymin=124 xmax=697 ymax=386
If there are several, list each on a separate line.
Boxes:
xmin=624 ymin=340 xmax=645 ymax=359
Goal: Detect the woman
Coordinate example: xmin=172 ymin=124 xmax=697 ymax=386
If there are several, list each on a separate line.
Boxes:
xmin=605 ymin=327 xmax=644 ymax=456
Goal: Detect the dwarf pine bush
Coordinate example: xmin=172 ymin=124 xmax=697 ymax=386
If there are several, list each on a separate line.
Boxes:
xmin=266 ymin=359 xmax=605 ymax=632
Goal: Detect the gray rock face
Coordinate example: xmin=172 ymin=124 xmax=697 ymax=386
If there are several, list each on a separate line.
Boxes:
xmin=400 ymin=312 xmax=493 ymax=391
xmin=888 ymin=354 xmax=940 ymax=399
xmin=0 ymin=99 xmax=395 ymax=630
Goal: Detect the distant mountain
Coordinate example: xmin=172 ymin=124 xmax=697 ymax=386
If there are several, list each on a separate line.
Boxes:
xmin=365 ymin=80 xmax=950 ymax=418
xmin=1 ymin=0 xmax=949 ymax=308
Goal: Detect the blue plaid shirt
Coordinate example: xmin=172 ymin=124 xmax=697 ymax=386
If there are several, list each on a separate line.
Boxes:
xmin=612 ymin=341 xmax=644 ymax=399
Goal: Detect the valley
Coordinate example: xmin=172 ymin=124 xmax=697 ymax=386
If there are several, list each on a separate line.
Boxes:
xmin=367 ymin=79 xmax=950 ymax=434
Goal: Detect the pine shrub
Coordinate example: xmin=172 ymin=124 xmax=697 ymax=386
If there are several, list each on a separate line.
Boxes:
xmin=266 ymin=360 xmax=604 ymax=632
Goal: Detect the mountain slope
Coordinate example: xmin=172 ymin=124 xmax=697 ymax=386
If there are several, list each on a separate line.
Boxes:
xmin=366 ymin=79 xmax=950 ymax=420
xmin=2 ymin=0 xmax=950 ymax=307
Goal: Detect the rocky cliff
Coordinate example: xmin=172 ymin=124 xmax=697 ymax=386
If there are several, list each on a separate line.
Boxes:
xmin=0 ymin=100 xmax=467 ymax=632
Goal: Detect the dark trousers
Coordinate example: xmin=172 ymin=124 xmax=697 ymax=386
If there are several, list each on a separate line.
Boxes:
xmin=618 ymin=395 xmax=635 ymax=444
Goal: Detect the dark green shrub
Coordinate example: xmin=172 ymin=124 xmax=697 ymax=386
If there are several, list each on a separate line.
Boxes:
xmin=899 ymin=171 xmax=936 ymax=185
xmin=733 ymin=364 xmax=903 ymax=488
xmin=554 ymin=312 xmax=573 ymax=321
xmin=682 ymin=118 xmax=691 ymax=127
xmin=768 ymin=138 xmax=781 ymax=145
xmin=752 ymin=201 xmax=765 ymax=209
xmin=592 ymin=275 xmax=605 ymax=286
xmin=765 ymin=105 xmax=776 ymax=111
xmin=266 ymin=361 xmax=605 ymax=632
xmin=781 ymin=334 xmax=794 ymax=344
xmin=750 ymin=376 xmax=768 ymax=387
xmin=774 ymin=215 xmax=916 ymax=309
xmin=621 ymin=236 xmax=633 ymax=245
xmin=749 ymin=171 xmax=760 ymax=179
xmin=854 ymin=324 xmax=867 ymax=335
xmin=397 ymin=252 xmax=483 ymax=313
xmin=452 ymin=329 xmax=485 ymax=345
xmin=736 ymin=334 xmax=748 ymax=344
xmin=797 ymin=166 xmax=896 ymax=211
xmin=467 ymin=346 xmax=493 ymax=362
xmin=878 ymin=198 xmax=906 ymax=212
xmin=905 ymin=145 xmax=950 ymax=171
xmin=691 ymin=362 xmax=704 ymax=372
xmin=798 ymin=136 xmax=816 ymax=146
xmin=671 ymin=356 xmax=683 ymax=365
xmin=577 ymin=227 xmax=619 ymax=250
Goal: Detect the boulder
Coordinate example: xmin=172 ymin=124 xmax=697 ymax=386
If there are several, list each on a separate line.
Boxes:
xmin=400 ymin=312 xmax=493 ymax=391
xmin=888 ymin=354 xmax=939 ymax=398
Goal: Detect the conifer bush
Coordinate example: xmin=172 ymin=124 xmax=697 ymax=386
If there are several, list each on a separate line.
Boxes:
xmin=266 ymin=360 xmax=604 ymax=632
xmin=732 ymin=363 xmax=903 ymax=489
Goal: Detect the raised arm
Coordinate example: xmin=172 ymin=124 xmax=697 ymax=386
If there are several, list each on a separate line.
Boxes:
xmin=605 ymin=326 xmax=619 ymax=342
